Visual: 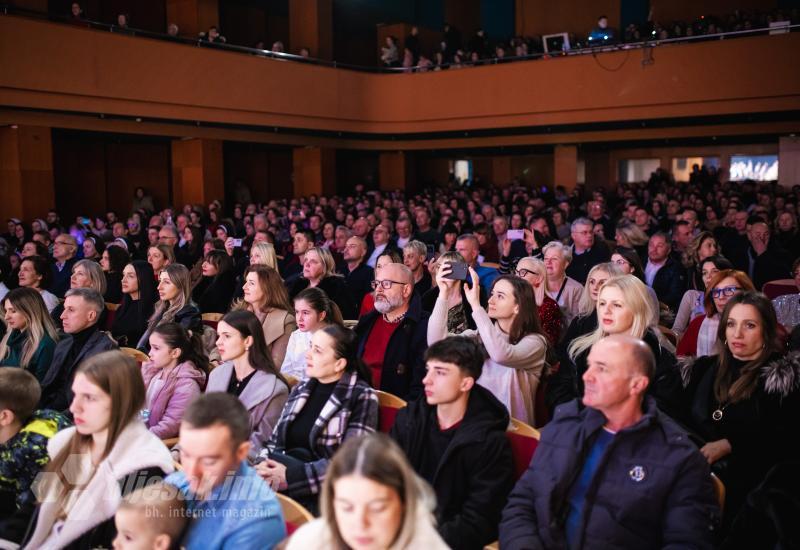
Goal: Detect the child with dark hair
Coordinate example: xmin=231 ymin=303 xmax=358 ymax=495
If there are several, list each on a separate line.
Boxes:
xmin=0 ymin=368 xmax=69 ymax=516
xmin=141 ymin=322 xmax=208 ymax=439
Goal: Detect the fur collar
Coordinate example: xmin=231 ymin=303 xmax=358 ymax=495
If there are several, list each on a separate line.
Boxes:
xmin=679 ymin=353 xmax=800 ymax=398
xmin=762 ymin=351 xmax=800 ymax=398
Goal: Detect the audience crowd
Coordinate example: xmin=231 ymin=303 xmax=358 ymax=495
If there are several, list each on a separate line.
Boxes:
xmin=44 ymin=3 xmax=800 ymax=71
xmin=1 ymin=165 xmax=799 ymax=549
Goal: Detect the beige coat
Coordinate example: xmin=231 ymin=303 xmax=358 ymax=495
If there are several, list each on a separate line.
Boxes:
xmin=260 ymin=308 xmax=296 ymax=368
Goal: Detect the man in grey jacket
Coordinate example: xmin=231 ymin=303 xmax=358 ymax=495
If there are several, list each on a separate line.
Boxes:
xmin=500 ymin=335 xmax=718 ymax=549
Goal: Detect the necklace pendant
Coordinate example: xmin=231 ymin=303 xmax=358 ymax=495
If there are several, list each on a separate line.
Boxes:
xmin=712 ymin=409 xmax=723 ymax=421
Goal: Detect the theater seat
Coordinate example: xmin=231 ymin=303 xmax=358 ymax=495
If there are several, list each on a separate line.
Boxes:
xmin=375 ymin=390 xmax=406 ymax=433
xmin=277 ymin=493 xmax=314 ymax=535
xmin=762 ymin=279 xmax=797 ymax=299
xmin=711 ymin=473 xmax=725 ymax=516
xmin=201 ymin=312 xmax=224 ymax=329
xmin=506 ymin=417 xmax=540 ymax=481
xmin=120 ymin=346 xmax=149 ymax=363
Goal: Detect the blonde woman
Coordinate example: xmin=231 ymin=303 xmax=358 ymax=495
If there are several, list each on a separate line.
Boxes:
xmin=0 ymin=287 xmax=59 ymax=382
xmin=512 ymin=257 xmax=564 ymax=345
xmin=557 ymin=262 xmax=623 ymax=352
xmin=232 ymin=264 xmax=296 ymax=367
xmin=136 ymin=263 xmax=201 ymax=352
xmin=289 ymin=247 xmax=356 ymax=319
xmin=249 ymin=241 xmax=279 ymax=270
xmin=614 ymin=220 xmax=649 ymax=260
xmin=547 ymin=275 xmax=680 ymax=417
xmin=50 ymin=259 xmax=108 ymax=330
xmin=287 ymin=434 xmax=448 ymax=550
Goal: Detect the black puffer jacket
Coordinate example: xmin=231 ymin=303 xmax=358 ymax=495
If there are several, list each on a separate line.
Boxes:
xmin=500 ymin=397 xmax=718 ymax=550
xmin=390 ymin=385 xmax=514 ymax=550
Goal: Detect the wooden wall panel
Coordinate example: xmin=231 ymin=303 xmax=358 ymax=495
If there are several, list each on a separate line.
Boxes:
xmin=106 ymin=142 xmax=171 ymax=216
xmin=515 ymin=0 xmax=620 ymax=38
xmin=4 ymin=16 xmax=798 ymax=138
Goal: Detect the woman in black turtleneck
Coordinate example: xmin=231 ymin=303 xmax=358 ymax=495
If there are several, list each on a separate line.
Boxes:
xmin=191 ymin=250 xmax=236 ymax=314
xmin=680 ymin=292 xmax=800 ymax=531
xmin=111 ymin=260 xmax=158 ymax=347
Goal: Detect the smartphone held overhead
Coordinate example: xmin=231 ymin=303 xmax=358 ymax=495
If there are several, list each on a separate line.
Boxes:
xmin=443 ymin=261 xmax=469 ymax=281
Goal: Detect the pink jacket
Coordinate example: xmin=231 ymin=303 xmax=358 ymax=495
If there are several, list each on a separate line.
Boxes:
xmin=141 ymin=360 xmax=206 ymax=439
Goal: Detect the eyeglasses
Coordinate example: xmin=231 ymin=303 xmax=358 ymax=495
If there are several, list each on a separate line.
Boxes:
xmin=370 ymin=279 xmax=407 ymax=290
xmin=514 ymin=268 xmax=541 ymax=278
xmin=711 ymin=286 xmax=741 ymax=299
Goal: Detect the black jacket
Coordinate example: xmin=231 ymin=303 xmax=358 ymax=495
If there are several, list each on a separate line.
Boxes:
xmin=289 ymin=276 xmax=357 ymax=320
xmin=746 ymin=242 xmax=792 ymax=290
xmin=38 ymin=329 xmax=118 ymax=411
xmin=499 ymin=397 xmax=718 ymax=550
xmin=192 ymin=271 xmax=236 ymax=314
xmin=136 ymin=303 xmax=202 ymax=352
xmin=548 ymin=329 xmax=682 ymax=419
xmin=651 ymin=256 xmax=687 ymax=312
xmin=679 ymin=352 xmax=800 ymax=521
xmin=355 ymin=294 xmax=429 ymax=400
xmin=565 ymin=242 xmax=611 ymax=285
xmin=390 ymin=385 xmax=514 ymax=550
xmin=339 ymin=262 xmax=374 ymax=311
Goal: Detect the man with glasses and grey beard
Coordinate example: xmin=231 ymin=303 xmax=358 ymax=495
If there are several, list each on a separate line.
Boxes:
xmin=355 ymin=263 xmax=429 ymax=400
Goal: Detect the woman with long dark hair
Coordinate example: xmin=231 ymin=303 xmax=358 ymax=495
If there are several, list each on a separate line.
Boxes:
xmin=100 ymin=245 xmax=130 ymax=303
xmin=206 ymin=310 xmax=289 ymax=457
xmin=191 ymin=250 xmax=236 ymax=313
xmin=255 ymin=324 xmax=378 ymax=513
xmin=111 ymin=260 xmax=158 ymax=347
xmin=429 ymin=265 xmax=548 ymax=425
xmin=681 ymin=292 xmax=799 ymax=526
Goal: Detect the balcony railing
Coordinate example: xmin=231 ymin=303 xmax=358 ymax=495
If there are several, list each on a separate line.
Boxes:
xmin=2 ymin=3 xmax=798 ymax=74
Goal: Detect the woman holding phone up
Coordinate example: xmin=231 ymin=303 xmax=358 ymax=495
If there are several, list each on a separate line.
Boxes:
xmin=428 ymin=260 xmax=548 ymax=425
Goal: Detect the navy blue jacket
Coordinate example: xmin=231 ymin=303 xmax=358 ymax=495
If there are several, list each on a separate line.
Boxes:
xmin=651 ymin=256 xmax=687 ymax=312
xmin=500 ymin=397 xmax=718 ymax=550
xmin=49 ymin=257 xmax=77 ymax=299
xmin=354 ymin=293 xmax=429 ymax=400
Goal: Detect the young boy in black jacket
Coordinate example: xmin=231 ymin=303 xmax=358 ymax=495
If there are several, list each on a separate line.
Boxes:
xmin=390 ymin=336 xmax=513 ymax=550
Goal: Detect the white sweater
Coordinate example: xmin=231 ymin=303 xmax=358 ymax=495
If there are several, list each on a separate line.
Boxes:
xmin=428 ymin=295 xmax=547 ymax=425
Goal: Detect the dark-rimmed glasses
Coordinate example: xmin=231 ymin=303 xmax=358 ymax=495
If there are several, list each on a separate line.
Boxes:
xmin=370 ymin=279 xmax=407 ymax=290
